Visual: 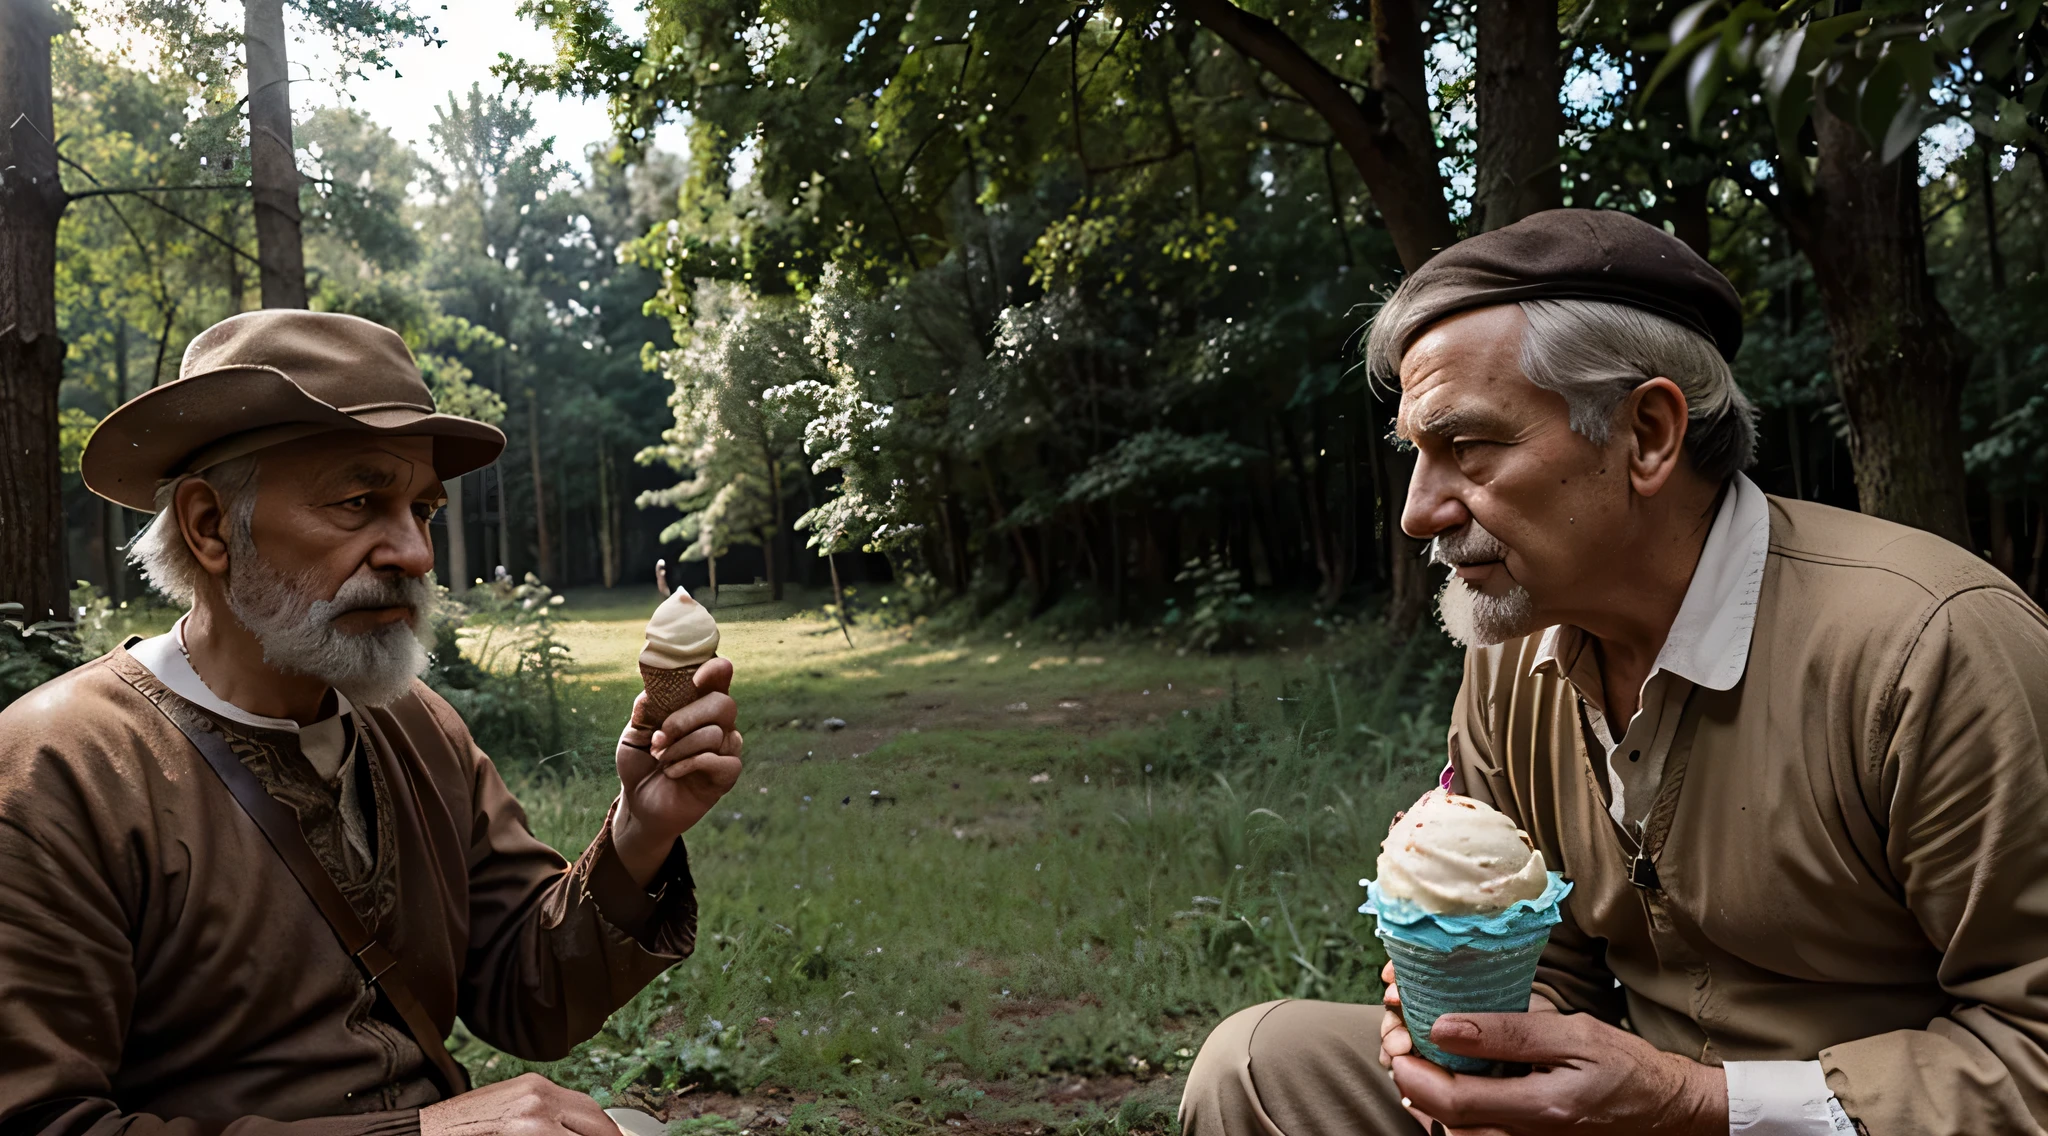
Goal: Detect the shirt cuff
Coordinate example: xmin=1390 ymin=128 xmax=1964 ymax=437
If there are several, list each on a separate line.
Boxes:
xmin=581 ymin=800 xmax=697 ymax=957
xmin=1726 ymin=1061 xmax=1842 ymax=1136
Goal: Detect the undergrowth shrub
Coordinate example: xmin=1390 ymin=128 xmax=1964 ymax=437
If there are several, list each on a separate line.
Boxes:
xmin=429 ymin=574 xmax=603 ymax=772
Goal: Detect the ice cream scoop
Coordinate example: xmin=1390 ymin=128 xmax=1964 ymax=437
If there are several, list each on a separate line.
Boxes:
xmin=1375 ymin=789 xmax=1548 ymax=916
xmin=640 ymin=584 xmax=720 ymax=670
xmin=629 ymin=581 xmax=720 ymax=733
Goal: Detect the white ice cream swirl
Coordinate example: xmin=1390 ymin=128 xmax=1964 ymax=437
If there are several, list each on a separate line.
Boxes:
xmin=639 ymin=585 xmax=720 ymax=670
xmin=1375 ymin=789 xmax=1548 ymax=915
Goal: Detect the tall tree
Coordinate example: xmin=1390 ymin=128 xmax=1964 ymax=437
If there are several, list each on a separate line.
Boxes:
xmin=0 ymin=0 xmax=70 ymax=618
xmin=244 ymin=0 xmax=308 ymax=308
xmin=1171 ymin=1 xmax=1566 ymax=629
xmin=1654 ymin=0 xmax=2047 ymax=546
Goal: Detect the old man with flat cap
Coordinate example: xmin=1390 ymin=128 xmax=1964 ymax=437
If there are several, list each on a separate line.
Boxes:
xmin=1180 ymin=210 xmax=2048 ymax=1136
xmin=0 ymin=311 xmax=745 ymax=1136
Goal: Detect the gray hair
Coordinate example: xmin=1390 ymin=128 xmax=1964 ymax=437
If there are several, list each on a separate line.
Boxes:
xmin=1365 ymin=295 xmax=1757 ymax=482
xmin=128 ymin=456 xmax=261 ymax=606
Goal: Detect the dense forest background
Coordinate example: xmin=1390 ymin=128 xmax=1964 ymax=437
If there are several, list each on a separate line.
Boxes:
xmin=15 ymin=0 xmax=2048 ymax=632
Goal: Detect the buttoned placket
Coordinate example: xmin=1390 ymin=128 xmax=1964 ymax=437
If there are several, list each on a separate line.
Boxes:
xmin=1522 ymin=474 xmax=1772 ymax=1077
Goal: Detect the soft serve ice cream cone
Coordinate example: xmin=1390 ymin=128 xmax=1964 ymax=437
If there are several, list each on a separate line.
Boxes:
xmin=1362 ymin=789 xmax=1570 ymax=1074
xmin=630 ymin=584 xmax=721 ymax=733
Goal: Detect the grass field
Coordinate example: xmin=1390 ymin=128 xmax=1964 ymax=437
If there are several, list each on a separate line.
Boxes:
xmin=449 ymin=586 xmax=1460 ymax=1135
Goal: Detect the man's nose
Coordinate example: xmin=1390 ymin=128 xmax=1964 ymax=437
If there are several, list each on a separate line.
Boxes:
xmin=1400 ymin=453 xmax=1471 ymax=541
xmin=370 ymin=511 xmax=436 ymax=578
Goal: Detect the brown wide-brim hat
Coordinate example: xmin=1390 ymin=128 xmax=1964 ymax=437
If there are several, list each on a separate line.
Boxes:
xmin=83 ymin=309 xmax=506 ymax=512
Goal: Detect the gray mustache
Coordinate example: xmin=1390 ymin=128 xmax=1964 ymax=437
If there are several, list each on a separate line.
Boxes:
xmin=318 ymin=572 xmax=434 ymax=621
xmin=1429 ymin=522 xmax=1510 ymax=569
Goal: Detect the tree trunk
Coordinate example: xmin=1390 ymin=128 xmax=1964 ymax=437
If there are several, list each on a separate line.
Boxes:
xmin=597 ymin=438 xmax=618 ymax=590
xmin=1977 ymin=138 xmax=2014 ymax=576
xmin=0 ymin=0 xmax=69 ymax=619
xmin=706 ymin=534 xmax=719 ymax=605
xmin=1473 ymin=0 xmax=1562 ymax=230
xmin=104 ymin=317 xmax=131 ymax=600
xmin=765 ymin=447 xmax=785 ymax=600
xmin=1661 ymin=179 xmax=1712 ymax=261
xmin=1776 ymin=107 xmax=1971 ymax=548
xmin=555 ymin=453 xmax=568 ymax=583
xmin=826 ymin=552 xmax=854 ymax=647
xmin=446 ymin=473 xmax=468 ymax=592
xmin=525 ymin=393 xmax=552 ymax=579
xmin=244 ymin=0 xmax=307 ymax=309
xmin=494 ymin=463 xmax=511 ymax=580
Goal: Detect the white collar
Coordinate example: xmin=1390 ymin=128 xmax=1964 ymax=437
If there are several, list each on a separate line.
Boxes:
xmin=1532 ymin=472 xmax=1769 ymax=692
xmin=126 ymin=614 xmax=354 ymax=733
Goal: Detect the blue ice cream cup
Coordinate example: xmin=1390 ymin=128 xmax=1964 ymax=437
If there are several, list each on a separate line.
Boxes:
xmin=1361 ymin=872 xmax=1572 ymax=1075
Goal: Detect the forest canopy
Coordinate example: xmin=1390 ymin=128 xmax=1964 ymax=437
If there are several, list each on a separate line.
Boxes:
xmin=16 ymin=0 xmax=2048 ymax=636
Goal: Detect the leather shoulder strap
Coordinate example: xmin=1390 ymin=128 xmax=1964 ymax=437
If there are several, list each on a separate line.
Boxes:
xmin=150 ymin=699 xmax=470 ymax=1098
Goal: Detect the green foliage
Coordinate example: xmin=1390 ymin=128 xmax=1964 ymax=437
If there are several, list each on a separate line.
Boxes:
xmin=429 ymin=574 xmax=585 ymax=766
xmin=0 ymin=604 xmax=84 ymax=710
xmin=1160 ymin=554 xmax=1253 ymax=654
xmin=101 ymin=0 xmax=443 ymax=86
xmin=1648 ymin=1 xmax=2048 ymax=170
xmin=511 ymin=0 xmax=1404 ymax=615
xmin=636 ymin=284 xmax=812 ymax=559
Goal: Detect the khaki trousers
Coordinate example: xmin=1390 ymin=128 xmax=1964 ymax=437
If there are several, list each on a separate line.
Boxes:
xmin=1179 ymin=1000 xmax=1426 ymax=1136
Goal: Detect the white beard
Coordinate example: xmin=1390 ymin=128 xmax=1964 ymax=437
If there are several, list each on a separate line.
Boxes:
xmin=1434 ymin=575 xmax=1537 ymax=648
xmin=224 ymin=524 xmax=436 ymax=708
xmin=1429 ymin=519 xmax=1539 ymax=648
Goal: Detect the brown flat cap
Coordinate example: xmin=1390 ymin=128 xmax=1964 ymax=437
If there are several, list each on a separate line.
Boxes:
xmin=1373 ymin=209 xmax=1743 ymax=369
xmin=83 ymin=309 xmax=506 ymax=512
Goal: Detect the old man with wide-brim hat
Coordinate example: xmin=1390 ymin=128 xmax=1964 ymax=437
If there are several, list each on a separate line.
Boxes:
xmin=0 ymin=310 xmax=746 ymax=1136
xmin=1178 ymin=210 xmax=2048 ymax=1135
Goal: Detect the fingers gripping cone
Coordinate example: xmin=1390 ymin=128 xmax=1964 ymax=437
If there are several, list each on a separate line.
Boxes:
xmin=631 ymin=558 xmax=721 ymax=734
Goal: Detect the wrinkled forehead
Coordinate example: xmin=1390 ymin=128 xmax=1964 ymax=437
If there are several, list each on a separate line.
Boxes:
xmin=255 ymin=431 xmax=443 ymax=498
xmin=1393 ymin=305 xmax=1537 ymax=439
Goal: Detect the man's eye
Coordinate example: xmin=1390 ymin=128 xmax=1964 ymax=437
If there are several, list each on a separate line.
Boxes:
xmin=340 ymin=495 xmax=371 ymax=510
xmin=414 ymin=503 xmax=442 ymax=522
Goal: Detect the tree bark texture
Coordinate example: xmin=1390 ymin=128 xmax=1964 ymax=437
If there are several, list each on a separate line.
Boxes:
xmin=526 ymin=394 xmax=552 ymax=579
xmin=445 ymin=473 xmax=468 ymax=592
xmin=597 ymin=439 xmax=618 ymax=590
xmin=766 ymin=450 xmax=785 ymax=600
xmin=103 ymin=318 xmax=132 ymax=599
xmin=1777 ymin=108 xmax=1972 ymax=548
xmin=1473 ymin=0 xmax=1562 ymax=231
xmin=244 ymin=0 xmax=307 ymax=309
xmin=0 ymin=0 xmax=69 ymax=618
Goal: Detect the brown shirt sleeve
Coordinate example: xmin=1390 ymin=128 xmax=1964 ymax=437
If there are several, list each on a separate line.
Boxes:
xmin=1818 ymin=587 xmax=2048 ymax=1135
xmin=418 ymin=694 xmax=697 ymax=1062
xmin=1447 ymin=645 xmax=1628 ymax=1025
xmin=0 ymin=693 xmax=422 ymax=1136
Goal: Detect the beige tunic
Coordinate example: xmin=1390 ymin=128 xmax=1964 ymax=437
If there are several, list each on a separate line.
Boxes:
xmin=1449 ymin=495 xmax=2048 ymax=1135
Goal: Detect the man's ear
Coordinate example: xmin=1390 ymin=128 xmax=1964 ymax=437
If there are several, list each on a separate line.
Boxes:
xmin=173 ymin=477 xmax=234 ymax=578
xmin=1624 ymin=377 xmax=1689 ymax=498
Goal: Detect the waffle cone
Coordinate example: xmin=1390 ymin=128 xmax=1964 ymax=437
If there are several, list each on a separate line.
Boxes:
xmin=632 ymin=661 xmax=707 ymax=731
xmin=1380 ymin=929 xmax=1552 ymax=1075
